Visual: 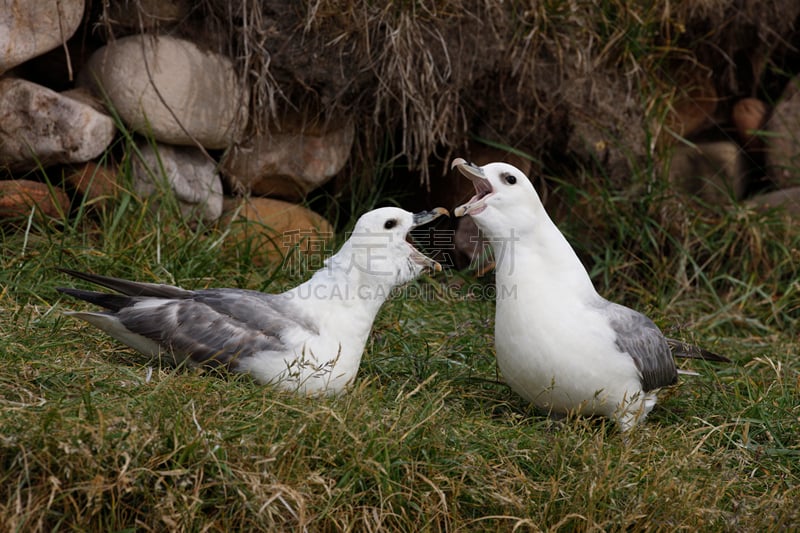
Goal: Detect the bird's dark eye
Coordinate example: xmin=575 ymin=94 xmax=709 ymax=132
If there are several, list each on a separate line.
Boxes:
xmin=503 ymin=173 xmax=517 ymax=185
xmin=384 ymin=219 xmax=397 ymax=230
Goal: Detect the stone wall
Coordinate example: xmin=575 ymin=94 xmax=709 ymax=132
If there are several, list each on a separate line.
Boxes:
xmin=0 ymin=0 xmax=340 ymax=261
xmin=1 ymin=1 xmax=799 ymax=269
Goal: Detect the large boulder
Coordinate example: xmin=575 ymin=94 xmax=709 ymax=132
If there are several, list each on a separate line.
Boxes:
xmin=764 ymin=77 xmax=800 ymax=188
xmin=221 ymin=197 xmax=334 ymax=267
xmin=79 ymin=35 xmax=247 ymax=149
xmin=0 ymin=78 xmax=116 ymax=171
xmin=131 ymin=142 xmax=224 ymax=224
xmin=222 ymin=118 xmax=355 ymax=201
xmin=745 ymin=187 xmax=800 ymax=217
xmin=0 ymin=0 xmax=84 ymax=73
xmin=668 ymin=141 xmax=747 ymax=204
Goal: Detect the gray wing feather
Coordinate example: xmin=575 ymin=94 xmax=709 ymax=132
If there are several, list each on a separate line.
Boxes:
xmin=60 ymin=270 xmax=320 ymax=368
xmin=193 ymin=289 xmax=320 ymax=337
xmin=118 ymin=291 xmax=317 ymax=367
xmin=118 ymin=298 xmax=291 ymax=368
xmin=601 ymin=301 xmax=678 ymax=391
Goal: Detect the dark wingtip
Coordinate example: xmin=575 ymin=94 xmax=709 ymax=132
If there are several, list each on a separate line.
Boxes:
xmin=56 ymin=267 xmax=101 ymax=285
xmin=56 ymin=286 xmax=133 ymax=312
xmin=54 ymin=267 xmax=191 ymax=298
xmin=667 ymin=338 xmax=731 ymax=363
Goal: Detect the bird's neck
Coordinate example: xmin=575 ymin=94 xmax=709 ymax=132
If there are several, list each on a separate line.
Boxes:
xmin=287 ymin=243 xmax=395 ymax=322
xmin=493 ymin=214 xmax=597 ymax=298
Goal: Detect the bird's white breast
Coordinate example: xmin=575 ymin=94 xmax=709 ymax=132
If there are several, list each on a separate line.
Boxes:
xmin=240 ymin=290 xmax=375 ymax=395
xmin=494 ymin=255 xmax=643 ymax=417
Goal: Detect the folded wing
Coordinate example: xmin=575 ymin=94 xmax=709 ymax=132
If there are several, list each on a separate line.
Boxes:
xmin=57 ymin=269 xmax=318 ymax=369
xmin=602 ymin=300 xmax=679 ymax=391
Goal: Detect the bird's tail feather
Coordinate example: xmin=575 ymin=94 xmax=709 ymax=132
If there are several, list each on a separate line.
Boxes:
xmin=57 ymin=268 xmax=191 ymax=298
xmin=666 ymin=338 xmax=731 ymax=363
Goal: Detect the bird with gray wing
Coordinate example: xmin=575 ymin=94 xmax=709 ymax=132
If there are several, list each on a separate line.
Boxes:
xmin=451 ymin=158 xmax=728 ymax=430
xmin=58 ymin=206 xmax=448 ymax=395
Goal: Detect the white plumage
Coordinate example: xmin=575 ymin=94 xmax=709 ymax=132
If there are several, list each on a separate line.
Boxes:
xmin=452 ymin=158 xmax=726 ymax=430
xmin=59 ymin=207 xmax=447 ymax=395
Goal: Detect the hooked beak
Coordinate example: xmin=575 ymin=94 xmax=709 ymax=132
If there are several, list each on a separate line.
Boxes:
xmin=412 ymin=206 xmax=449 ymax=228
xmin=451 ymin=158 xmax=494 ymax=217
xmin=409 ymin=207 xmax=449 ymax=272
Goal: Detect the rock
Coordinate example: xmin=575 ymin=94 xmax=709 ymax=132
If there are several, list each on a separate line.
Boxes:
xmin=744 ymin=187 xmax=800 ymax=217
xmin=222 ymin=119 xmax=355 ymax=201
xmin=64 ymin=161 xmax=120 ymax=208
xmin=764 ymin=77 xmax=800 ymax=188
xmin=732 ymin=98 xmax=768 ymax=148
xmin=668 ymin=141 xmax=747 ymax=204
xmin=0 ymin=179 xmax=70 ymax=220
xmin=662 ymin=75 xmax=718 ymax=145
xmin=131 ymin=142 xmax=223 ymax=224
xmin=0 ymin=78 xmax=117 ymax=171
xmin=221 ymin=197 xmax=334 ymax=266
xmin=0 ymin=0 xmax=85 ymax=73
xmin=555 ymin=72 xmax=648 ymax=189
xmin=79 ymin=35 xmax=247 ymax=149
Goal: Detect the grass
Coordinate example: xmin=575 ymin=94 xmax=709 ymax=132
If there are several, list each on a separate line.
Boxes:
xmin=1 ymin=155 xmax=798 ymax=532
xmin=3 ymin=1 xmax=798 ymax=529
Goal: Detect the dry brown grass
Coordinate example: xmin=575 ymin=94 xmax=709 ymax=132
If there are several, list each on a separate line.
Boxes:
xmin=93 ymin=1 xmax=800 ymax=188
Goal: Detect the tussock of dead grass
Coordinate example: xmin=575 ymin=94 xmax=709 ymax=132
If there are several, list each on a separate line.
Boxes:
xmin=98 ymin=0 xmax=800 ymax=187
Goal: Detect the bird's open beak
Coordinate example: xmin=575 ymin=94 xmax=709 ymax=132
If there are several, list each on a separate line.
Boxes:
xmin=412 ymin=207 xmax=449 ymax=228
xmin=451 ymin=158 xmax=494 ymax=217
xmin=409 ymin=207 xmax=449 ymax=272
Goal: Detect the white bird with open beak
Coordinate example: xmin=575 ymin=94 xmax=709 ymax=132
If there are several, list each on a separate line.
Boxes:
xmin=452 ymin=158 xmax=727 ymax=430
xmin=58 ymin=206 xmax=448 ymax=395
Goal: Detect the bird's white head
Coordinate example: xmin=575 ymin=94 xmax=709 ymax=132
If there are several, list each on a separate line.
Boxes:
xmin=331 ymin=206 xmax=448 ymax=287
xmin=451 ymin=158 xmax=543 ymax=240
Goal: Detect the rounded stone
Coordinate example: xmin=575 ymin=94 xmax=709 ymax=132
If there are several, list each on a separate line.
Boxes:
xmin=0 ymin=179 xmax=70 ymax=220
xmin=222 ymin=120 xmax=354 ymax=201
xmin=764 ymin=77 xmax=800 ymax=188
xmin=0 ymin=78 xmax=116 ymax=171
xmin=79 ymin=35 xmax=248 ymax=149
xmin=221 ymin=197 xmax=334 ymax=266
xmin=0 ymin=0 xmax=85 ymax=73
xmin=132 ymin=142 xmax=224 ymax=224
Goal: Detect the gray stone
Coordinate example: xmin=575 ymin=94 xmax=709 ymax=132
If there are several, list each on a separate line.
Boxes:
xmin=0 ymin=0 xmax=84 ymax=73
xmin=764 ymin=77 xmax=800 ymax=188
xmin=132 ymin=142 xmax=223 ymax=223
xmin=0 ymin=78 xmax=116 ymax=171
xmin=222 ymin=120 xmax=354 ymax=201
xmin=668 ymin=141 xmax=747 ymax=204
xmin=79 ymin=35 xmax=247 ymax=149
xmin=745 ymin=187 xmax=800 ymax=217
xmin=454 ymin=216 xmax=492 ymax=272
